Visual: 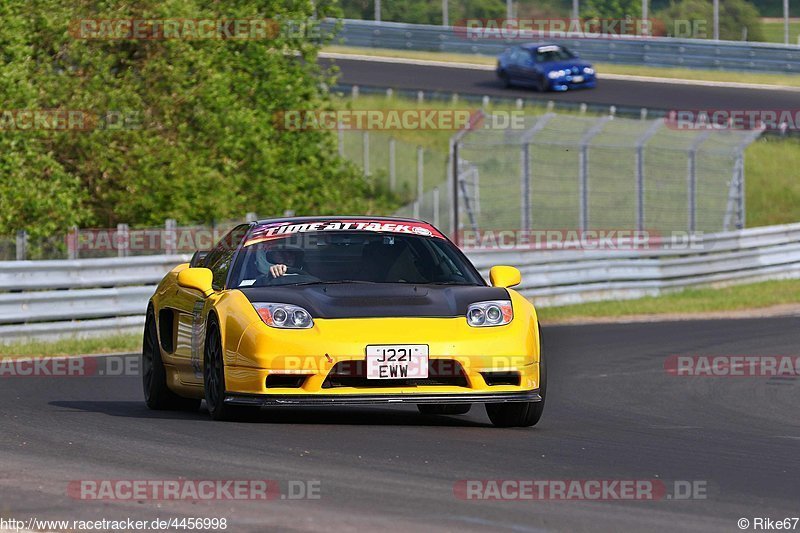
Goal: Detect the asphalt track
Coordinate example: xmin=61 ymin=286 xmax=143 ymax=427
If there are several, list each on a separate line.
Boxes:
xmin=2 ymin=317 xmax=799 ymax=532
xmin=328 ymin=58 xmax=800 ymax=111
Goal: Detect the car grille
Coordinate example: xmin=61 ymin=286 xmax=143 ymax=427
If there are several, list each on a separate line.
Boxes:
xmin=480 ymin=371 xmax=521 ymax=386
xmin=265 ymin=374 xmax=308 ymax=388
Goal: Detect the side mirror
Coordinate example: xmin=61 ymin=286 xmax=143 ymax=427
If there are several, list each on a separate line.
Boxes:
xmin=177 ymin=267 xmax=214 ymax=296
xmin=489 ymin=266 xmax=521 ymax=288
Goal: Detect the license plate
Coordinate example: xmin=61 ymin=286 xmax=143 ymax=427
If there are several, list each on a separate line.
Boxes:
xmin=366 ymin=345 xmax=429 ymax=379
xmin=572 ymin=75 xmax=584 ymax=83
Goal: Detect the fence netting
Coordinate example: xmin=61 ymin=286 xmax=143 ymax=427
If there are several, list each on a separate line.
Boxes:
xmin=351 ymin=112 xmax=763 ymax=240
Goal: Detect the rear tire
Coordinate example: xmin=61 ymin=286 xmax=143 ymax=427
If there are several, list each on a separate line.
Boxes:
xmin=418 ymin=404 xmax=472 ymax=415
xmin=142 ymin=310 xmax=200 ymax=411
xmin=486 ymin=332 xmax=547 ymax=427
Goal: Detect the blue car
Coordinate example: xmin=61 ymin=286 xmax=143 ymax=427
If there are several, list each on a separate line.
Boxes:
xmin=496 ymin=43 xmax=596 ymax=92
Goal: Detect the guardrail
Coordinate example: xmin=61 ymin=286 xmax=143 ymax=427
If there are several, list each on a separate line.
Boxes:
xmin=2 ymin=223 xmax=800 ymax=343
xmin=322 ymin=19 xmax=800 ymax=72
xmin=469 ymin=223 xmax=800 ymax=305
xmin=0 ymin=255 xmax=189 ymax=343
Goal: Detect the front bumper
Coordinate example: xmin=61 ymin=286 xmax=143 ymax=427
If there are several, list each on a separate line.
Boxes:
xmin=224 ymin=390 xmax=542 ymax=406
xmin=550 ymin=77 xmax=597 ymax=91
xmin=227 ymin=313 xmax=541 ymax=398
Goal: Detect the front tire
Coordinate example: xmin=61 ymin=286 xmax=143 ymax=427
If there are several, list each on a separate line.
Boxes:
xmin=204 ymin=319 xmax=234 ymax=421
xmin=142 ymin=310 xmax=200 ymax=411
xmin=498 ymin=70 xmax=511 ymax=88
xmin=418 ymin=404 xmax=472 ymax=415
xmin=486 ymin=341 xmax=547 ymax=427
xmin=536 ymin=76 xmax=549 ymax=93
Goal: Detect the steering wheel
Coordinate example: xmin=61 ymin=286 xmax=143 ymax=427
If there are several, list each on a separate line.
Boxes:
xmin=281 ymin=266 xmax=304 ymax=276
xmin=263 ymin=266 xmax=320 ymax=285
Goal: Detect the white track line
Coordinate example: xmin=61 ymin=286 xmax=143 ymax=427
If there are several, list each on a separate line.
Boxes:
xmin=320 ymin=51 xmax=800 ymax=92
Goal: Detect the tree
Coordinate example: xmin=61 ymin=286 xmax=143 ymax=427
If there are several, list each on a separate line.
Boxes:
xmin=0 ymin=0 xmax=394 ymax=239
xmin=655 ymin=0 xmax=763 ymax=41
xmin=340 ymin=0 xmax=506 ymax=25
xmin=582 ymin=0 xmax=641 ymax=19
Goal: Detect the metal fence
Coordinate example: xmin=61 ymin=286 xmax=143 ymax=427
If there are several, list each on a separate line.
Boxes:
xmin=336 ymin=110 xmax=763 ymax=240
xmin=336 ymin=123 xmax=453 ymax=232
xmin=451 ymin=112 xmax=763 ymax=238
xmin=322 ymin=19 xmax=800 ymax=72
xmin=3 ymin=223 xmax=800 ymax=343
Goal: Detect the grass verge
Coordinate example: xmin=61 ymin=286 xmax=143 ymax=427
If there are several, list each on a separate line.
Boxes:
xmin=0 ymin=334 xmax=141 ymax=358
xmin=760 ymin=20 xmax=800 ymax=45
xmin=323 ymin=44 xmax=800 ymax=88
xmin=536 ymin=279 xmax=800 ymax=323
xmin=746 ymin=136 xmax=800 ymax=227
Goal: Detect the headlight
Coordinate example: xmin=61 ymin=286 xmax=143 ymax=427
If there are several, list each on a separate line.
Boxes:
xmin=547 ymin=70 xmax=561 ymax=79
xmin=253 ymin=303 xmax=314 ymax=329
xmin=466 ymin=300 xmax=513 ymax=327
xmin=583 ymin=67 xmax=595 ymax=75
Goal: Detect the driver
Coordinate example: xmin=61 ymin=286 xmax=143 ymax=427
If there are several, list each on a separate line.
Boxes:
xmin=264 ymin=245 xmax=305 ymax=278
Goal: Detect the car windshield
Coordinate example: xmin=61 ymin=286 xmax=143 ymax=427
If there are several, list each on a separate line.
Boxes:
xmin=230 ymin=229 xmax=485 ymax=288
xmin=534 ymin=46 xmax=575 ymax=62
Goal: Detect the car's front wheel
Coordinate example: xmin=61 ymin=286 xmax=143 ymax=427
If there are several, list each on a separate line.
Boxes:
xmin=418 ymin=404 xmax=472 ymax=415
xmin=142 ymin=309 xmax=200 ymax=411
xmin=485 ymin=350 xmax=546 ymax=427
xmin=498 ymin=70 xmax=511 ymax=88
xmin=204 ymin=319 xmax=236 ymax=421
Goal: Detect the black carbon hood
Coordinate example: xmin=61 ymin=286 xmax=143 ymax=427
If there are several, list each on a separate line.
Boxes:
xmin=237 ymin=284 xmax=509 ymax=319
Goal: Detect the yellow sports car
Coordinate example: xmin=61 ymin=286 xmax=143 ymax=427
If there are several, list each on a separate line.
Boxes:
xmin=143 ymin=216 xmax=545 ymax=427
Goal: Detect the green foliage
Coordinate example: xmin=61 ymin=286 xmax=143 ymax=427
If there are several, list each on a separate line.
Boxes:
xmin=0 ymin=3 xmax=88 ymax=238
xmin=752 ymin=0 xmax=799 ymax=17
xmin=582 ymin=0 xmax=641 ymax=19
xmin=0 ymin=0 xmax=395 ymax=239
xmin=655 ymin=0 xmax=763 ymax=41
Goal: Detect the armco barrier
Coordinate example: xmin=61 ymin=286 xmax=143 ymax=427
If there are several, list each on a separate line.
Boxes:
xmin=0 ymin=255 xmax=189 ymax=343
xmin=2 ymin=224 xmax=800 ymax=343
xmin=321 ymin=19 xmax=800 ymax=73
xmin=468 ymin=223 xmax=800 ymax=305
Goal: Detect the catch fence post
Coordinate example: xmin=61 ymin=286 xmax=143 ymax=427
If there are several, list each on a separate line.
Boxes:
xmin=15 ymin=230 xmax=27 ymax=261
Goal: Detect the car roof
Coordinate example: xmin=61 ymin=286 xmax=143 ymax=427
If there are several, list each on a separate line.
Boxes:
xmin=519 ymin=42 xmax=562 ymax=50
xmin=253 ymin=215 xmax=430 ymax=226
